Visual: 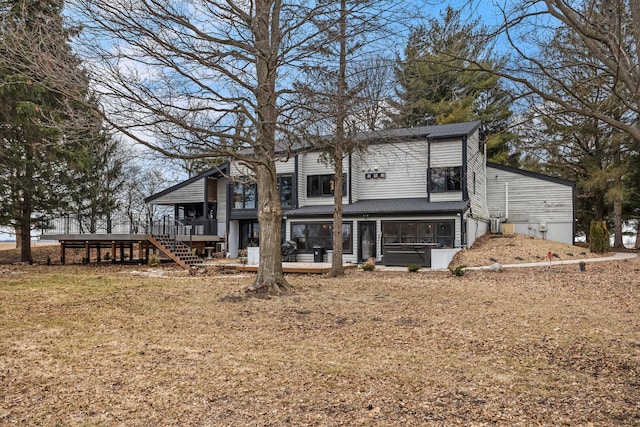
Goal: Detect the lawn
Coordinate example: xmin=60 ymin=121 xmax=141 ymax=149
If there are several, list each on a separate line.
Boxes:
xmin=1 ymin=257 xmax=639 ymax=425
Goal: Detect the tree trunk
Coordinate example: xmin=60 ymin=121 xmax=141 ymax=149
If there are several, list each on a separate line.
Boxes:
xmin=331 ymin=148 xmax=345 ymax=277
xmin=248 ymin=162 xmax=290 ymax=293
xmin=330 ymin=0 xmax=347 ymax=277
xmin=612 ymin=195 xmax=624 ymax=248
xmin=20 ymin=195 xmax=33 ymax=264
xmin=15 ymin=225 xmax=21 ymax=249
xmin=612 ymin=139 xmax=624 ymax=248
xmin=246 ymin=0 xmax=289 ymax=293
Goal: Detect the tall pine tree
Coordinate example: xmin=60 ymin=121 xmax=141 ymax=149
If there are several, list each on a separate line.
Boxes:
xmin=392 ymin=7 xmax=516 ymax=165
xmin=0 ymin=0 xmax=90 ymax=262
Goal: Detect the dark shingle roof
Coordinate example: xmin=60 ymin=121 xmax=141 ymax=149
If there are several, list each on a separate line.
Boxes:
xmin=284 ymin=198 xmax=469 ymax=217
xmin=275 ymin=120 xmax=482 ymax=155
xmin=486 ymin=162 xmax=575 ymax=187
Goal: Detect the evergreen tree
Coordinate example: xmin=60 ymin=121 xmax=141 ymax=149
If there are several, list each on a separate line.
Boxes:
xmin=515 ymin=3 xmax=635 ymax=247
xmin=0 ymin=0 xmax=88 ymax=262
xmin=392 ymin=7 xmax=516 ymax=165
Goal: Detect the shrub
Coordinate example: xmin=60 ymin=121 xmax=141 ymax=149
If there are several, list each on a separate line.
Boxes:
xmin=589 ymin=221 xmax=610 ymax=253
xmin=361 ymin=257 xmax=376 ymax=271
xmin=148 ymin=253 xmax=160 ymax=267
xmin=407 ymin=264 xmax=421 ymax=272
xmin=449 ymin=265 xmax=466 ymax=276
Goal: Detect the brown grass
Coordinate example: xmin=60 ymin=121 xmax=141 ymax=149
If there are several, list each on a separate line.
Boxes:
xmin=451 ymin=233 xmax=615 ymax=268
xmin=1 ymin=241 xmax=639 ymax=425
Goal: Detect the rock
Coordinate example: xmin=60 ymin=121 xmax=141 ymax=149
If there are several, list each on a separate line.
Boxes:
xmin=488 ymin=262 xmax=503 ymax=272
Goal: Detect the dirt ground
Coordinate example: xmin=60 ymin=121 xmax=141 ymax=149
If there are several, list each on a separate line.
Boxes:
xmin=0 ymin=238 xmax=638 ymax=426
xmin=450 ymin=233 xmax=620 ymax=268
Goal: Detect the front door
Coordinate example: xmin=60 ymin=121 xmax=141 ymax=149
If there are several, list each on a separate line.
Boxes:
xmin=358 ymin=221 xmax=376 ymax=263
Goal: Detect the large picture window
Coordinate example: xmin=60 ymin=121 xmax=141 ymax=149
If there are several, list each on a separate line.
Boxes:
xmin=382 ymin=220 xmax=455 ymax=248
xmin=291 ymin=222 xmax=353 ymax=253
xmin=233 ymin=178 xmax=257 ymax=209
xmin=307 ymin=174 xmax=347 ymax=197
xmin=430 ymin=167 xmax=462 ymax=193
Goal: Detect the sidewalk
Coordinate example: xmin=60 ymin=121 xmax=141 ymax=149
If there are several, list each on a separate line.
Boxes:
xmin=372 ymin=252 xmax=637 ymax=272
xmin=466 ymin=252 xmax=637 ymax=271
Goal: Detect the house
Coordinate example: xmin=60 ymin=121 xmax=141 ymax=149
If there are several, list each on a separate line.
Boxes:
xmin=44 ymin=120 xmax=575 ymax=269
xmin=486 ymin=162 xmax=575 ymax=245
xmin=143 ymin=120 xmax=574 ymax=267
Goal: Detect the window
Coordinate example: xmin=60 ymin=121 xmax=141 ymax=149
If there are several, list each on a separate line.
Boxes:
xmin=430 ymin=167 xmax=462 ymax=193
xmin=278 ymin=174 xmax=293 ymax=208
xmin=382 ymin=220 xmax=455 ymax=247
xmin=233 ymin=177 xmax=257 ymax=209
xmin=307 ymin=174 xmax=347 ymax=197
xmin=291 ymin=222 xmax=353 ymax=253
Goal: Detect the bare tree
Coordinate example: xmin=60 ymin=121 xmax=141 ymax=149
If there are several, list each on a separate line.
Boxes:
xmin=57 ymin=0 xmax=344 ymax=292
xmin=295 ymin=0 xmax=416 ymax=276
xmin=483 ymin=0 xmax=640 ymax=141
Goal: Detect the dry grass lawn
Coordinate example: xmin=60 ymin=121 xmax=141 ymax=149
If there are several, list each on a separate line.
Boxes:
xmin=0 ymin=241 xmax=639 ymax=425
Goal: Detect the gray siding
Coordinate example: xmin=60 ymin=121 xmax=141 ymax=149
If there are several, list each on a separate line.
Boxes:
xmin=487 ymin=166 xmax=574 ymax=244
xmin=150 ymin=178 xmax=205 ymax=204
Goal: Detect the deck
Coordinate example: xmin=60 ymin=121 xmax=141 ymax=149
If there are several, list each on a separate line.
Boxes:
xmin=208 ymin=262 xmax=359 ymax=274
xmin=44 ymin=233 xmax=223 ymax=265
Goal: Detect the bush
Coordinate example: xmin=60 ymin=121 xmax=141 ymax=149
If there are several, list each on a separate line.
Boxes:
xmin=589 ymin=221 xmax=610 ymax=253
xmin=449 ymin=265 xmax=466 ymax=276
xmin=361 ymin=257 xmax=376 ymax=271
xmin=148 ymin=253 xmax=160 ymax=267
xmin=407 ymin=264 xmax=421 ymax=272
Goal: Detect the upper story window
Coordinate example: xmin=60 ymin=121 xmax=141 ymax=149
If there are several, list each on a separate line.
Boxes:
xmin=430 ymin=167 xmax=462 ymax=193
xmin=233 ymin=178 xmax=256 ymax=209
xmin=278 ymin=174 xmax=293 ymax=208
xmin=307 ymin=173 xmax=347 ymax=197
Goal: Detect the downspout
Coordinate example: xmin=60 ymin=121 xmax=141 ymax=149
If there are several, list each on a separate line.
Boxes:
xmin=226 ymin=181 xmax=232 ymax=252
xmin=483 ymin=139 xmax=490 ymax=220
xmin=348 ymin=154 xmax=352 ymax=205
xmin=294 ymin=155 xmax=299 ymax=209
xmin=505 ymin=182 xmax=509 ymax=222
xmin=427 ymin=140 xmax=431 ymax=202
xmin=462 ymin=136 xmax=468 ymax=201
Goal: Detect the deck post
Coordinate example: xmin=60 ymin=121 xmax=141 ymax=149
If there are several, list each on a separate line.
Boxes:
xmin=111 ymin=241 xmax=117 ymax=264
xmin=96 ymin=245 xmax=101 ymax=262
xmin=85 ymin=241 xmax=90 ymax=264
xmin=119 ymin=242 xmax=125 ymax=263
xmin=138 ymin=241 xmax=144 ymax=262
xmin=60 ymin=241 xmax=66 ymax=265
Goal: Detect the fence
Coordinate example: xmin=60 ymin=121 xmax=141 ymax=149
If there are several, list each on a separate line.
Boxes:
xmin=41 ymin=214 xmax=217 ymax=237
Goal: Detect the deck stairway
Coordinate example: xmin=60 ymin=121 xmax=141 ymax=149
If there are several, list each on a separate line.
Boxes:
xmin=147 ymin=234 xmax=203 ymax=270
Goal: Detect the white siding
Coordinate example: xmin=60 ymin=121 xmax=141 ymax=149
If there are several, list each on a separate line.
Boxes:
xmin=466 ymin=130 xmax=489 ymax=223
xmin=216 ymin=179 xmax=227 ymax=225
xmin=297 ymin=152 xmax=349 ymax=206
xmin=430 ymin=139 xmax=462 ymax=168
xmin=487 ymin=166 xmax=574 ymax=244
xmin=353 ymin=140 xmax=429 ymax=200
xmin=150 ymin=178 xmax=205 ymax=204
xmin=276 ymin=158 xmax=295 ymax=174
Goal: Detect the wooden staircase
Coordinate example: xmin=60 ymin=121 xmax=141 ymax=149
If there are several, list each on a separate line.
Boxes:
xmin=147 ymin=234 xmax=203 ymax=270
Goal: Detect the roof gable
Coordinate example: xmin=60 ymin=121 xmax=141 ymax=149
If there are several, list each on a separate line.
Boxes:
xmin=487 ymin=162 xmax=575 ymax=187
xmin=145 ymin=163 xmax=229 ymax=204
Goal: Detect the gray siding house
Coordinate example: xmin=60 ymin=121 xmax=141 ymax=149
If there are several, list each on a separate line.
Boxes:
xmin=143 ymin=121 xmax=575 ymax=267
xmin=486 ymin=163 xmax=575 ymax=245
